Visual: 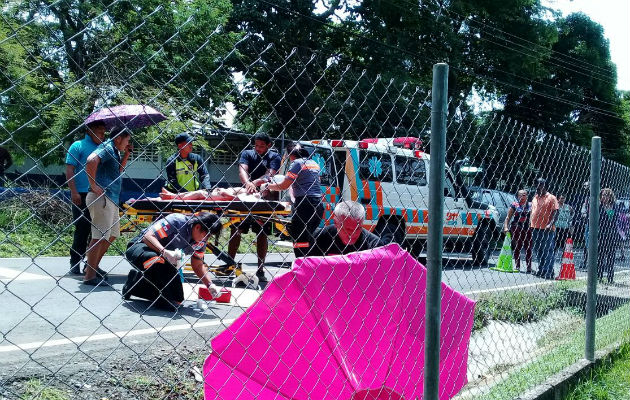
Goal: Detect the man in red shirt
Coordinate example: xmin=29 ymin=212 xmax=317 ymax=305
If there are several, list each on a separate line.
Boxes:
xmin=530 ymin=178 xmax=559 ymax=279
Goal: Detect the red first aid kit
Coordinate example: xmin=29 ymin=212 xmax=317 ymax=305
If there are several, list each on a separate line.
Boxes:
xmin=199 ymin=286 xmax=232 ymax=303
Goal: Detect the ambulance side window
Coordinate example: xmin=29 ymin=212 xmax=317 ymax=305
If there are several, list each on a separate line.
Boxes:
xmin=395 ymin=156 xmax=427 ymax=186
xmin=359 ymin=151 xmax=393 ymax=182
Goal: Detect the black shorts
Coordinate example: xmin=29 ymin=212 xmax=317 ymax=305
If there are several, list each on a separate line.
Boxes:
xmin=234 ymin=215 xmax=275 ymax=235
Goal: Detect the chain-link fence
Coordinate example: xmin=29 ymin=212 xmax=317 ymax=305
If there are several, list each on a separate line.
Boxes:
xmin=1 ymin=1 xmax=629 ymax=399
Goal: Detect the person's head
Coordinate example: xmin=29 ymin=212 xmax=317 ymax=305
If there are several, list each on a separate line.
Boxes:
xmin=86 ymin=121 xmax=106 ymax=144
xmin=517 ymin=189 xmax=528 ymax=203
xmin=285 ymin=141 xmax=310 ymax=161
xmin=252 ymin=133 xmax=272 ymax=156
xmin=600 ymin=188 xmax=616 ymax=206
xmin=558 ymin=195 xmax=566 ymax=205
xmin=190 ymin=212 xmax=222 ymax=242
xmin=333 ymin=201 xmax=366 ymax=245
xmin=175 ymin=133 xmax=195 ymax=158
xmin=110 ymin=129 xmax=131 ymax=151
xmin=535 ymin=178 xmax=547 ymax=195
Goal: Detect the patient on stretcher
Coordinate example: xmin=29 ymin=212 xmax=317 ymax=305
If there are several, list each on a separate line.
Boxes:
xmin=159 ymin=187 xmax=262 ymax=202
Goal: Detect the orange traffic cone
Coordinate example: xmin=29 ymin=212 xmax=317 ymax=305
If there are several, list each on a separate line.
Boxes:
xmin=557 ymin=238 xmax=576 ymax=280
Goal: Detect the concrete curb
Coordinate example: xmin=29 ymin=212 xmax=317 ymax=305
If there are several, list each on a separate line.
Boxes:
xmin=516 ymin=341 xmax=628 ymax=400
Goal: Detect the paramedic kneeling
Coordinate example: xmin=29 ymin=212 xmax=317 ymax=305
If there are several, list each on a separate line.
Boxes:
xmin=123 ymin=212 xmax=223 ymax=311
xmin=261 ymin=142 xmax=323 ymax=257
xmin=308 ymin=201 xmax=382 ymax=256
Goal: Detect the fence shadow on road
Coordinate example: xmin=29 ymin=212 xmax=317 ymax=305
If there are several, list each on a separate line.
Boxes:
xmin=120 ymin=300 xmax=223 ymax=320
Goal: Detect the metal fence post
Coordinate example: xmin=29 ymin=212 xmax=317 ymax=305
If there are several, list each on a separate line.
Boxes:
xmin=424 ymin=62 xmax=448 ymax=399
xmin=585 ymin=136 xmax=601 ymax=361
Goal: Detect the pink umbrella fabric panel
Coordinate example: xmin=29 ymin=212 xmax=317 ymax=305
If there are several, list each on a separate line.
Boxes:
xmin=204 ymin=243 xmax=475 ymax=399
xmin=84 ymin=104 xmax=166 ymax=130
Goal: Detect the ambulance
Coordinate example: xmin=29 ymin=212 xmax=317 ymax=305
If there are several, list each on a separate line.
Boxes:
xmin=292 ymin=137 xmax=501 ymax=265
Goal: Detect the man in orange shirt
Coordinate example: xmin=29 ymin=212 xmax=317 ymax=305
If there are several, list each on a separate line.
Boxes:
xmin=530 ymin=178 xmax=559 ymax=279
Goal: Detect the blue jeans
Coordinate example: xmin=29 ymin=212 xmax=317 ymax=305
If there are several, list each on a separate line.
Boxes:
xmin=532 ymin=229 xmax=555 ymax=277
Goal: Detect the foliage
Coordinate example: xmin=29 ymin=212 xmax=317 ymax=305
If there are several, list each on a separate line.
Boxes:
xmin=479 ymin=303 xmax=630 ymax=400
xmin=473 ymin=283 xmax=577 ymax=331
xmin=566 ymin=343 xmax=630 ymax=400
xmin=1 ymin=0 xmax=240 ymax=164
xmin=1 ymin=0 xmax=629 ymax=169
xmin=20 ymin=379 xmax=69 ymax=400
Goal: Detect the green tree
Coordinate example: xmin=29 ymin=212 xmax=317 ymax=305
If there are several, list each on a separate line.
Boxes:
xmin=501 ymin=13 xmax=628 ymax=163
xmin=0 ymin=0 xmax=239 ymax=165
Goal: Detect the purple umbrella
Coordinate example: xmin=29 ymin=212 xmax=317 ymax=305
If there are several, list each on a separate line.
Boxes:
xmin=84 ymin=104 xmax=166 ymax=130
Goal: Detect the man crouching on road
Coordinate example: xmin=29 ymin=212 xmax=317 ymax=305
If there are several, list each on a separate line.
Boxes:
xmin=123 ymin=212 xmax=223 ymax=311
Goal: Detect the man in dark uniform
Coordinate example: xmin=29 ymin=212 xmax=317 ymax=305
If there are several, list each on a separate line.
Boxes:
xmin=227 ymin=133 xmax=281 ymax=281
xmin=308 ymin=201 xmax=382 ymax=256
xmin=123 ymin=212 xmax=224 ymax=311
xmin=165 ymin=133 xmax=211 ymax=193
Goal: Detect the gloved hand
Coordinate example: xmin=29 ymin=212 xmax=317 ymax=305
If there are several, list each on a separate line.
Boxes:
xmin=163 ymin=249 xmax=182 ymax=265
xmin=206 ymin=283 xmax=221 ymax=299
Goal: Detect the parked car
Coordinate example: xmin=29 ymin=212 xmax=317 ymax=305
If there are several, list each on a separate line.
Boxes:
xmin=468 ymin=187 xmax=517 ymax=226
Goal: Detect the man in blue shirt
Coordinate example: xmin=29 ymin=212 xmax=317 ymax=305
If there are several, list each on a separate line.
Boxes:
xmin=226 ymin=133 xmax=281 ymax=281
xmin=83 ymin=129 xmax=132 ymax=285
xmin=65 ymin=121 xmax=106 ymax=274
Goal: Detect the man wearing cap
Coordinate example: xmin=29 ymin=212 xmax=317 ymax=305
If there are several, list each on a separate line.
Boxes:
xmin=530 ymin=178 xmax=559 ymax=279
xmin=165 ymin=133 xmax=211 ymax=193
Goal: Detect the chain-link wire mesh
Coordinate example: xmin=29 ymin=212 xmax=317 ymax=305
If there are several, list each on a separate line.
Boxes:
xmin=1 ymin=1 xmax=629 ymax=399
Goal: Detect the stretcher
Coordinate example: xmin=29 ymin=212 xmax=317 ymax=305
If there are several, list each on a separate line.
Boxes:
xmin=120 ymin=197 xmax=292 ymax=276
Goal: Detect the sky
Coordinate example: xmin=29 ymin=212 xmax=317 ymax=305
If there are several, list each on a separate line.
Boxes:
xmin=543 ymin=0 xmax=630 ymax=91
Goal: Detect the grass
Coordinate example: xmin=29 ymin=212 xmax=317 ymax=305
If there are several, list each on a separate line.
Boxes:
xmin=20 ymin=379 xmax=69 ymax=400
xmin=120 ymin=355 xmax=206 ymax=400
xmin=477 ymin=302 xmax=630 ymax=400
xmin=472 ymin=281 xmax=582 ymax=331
xmin=565 ymin=343 xmax=630 ymax=400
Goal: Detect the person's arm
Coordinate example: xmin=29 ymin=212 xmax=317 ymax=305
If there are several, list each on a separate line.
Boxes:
xmin=547 ymin=209 xmax=558 ymax=230
xmin=265 ymin=176 xmax=292 ymax=191
xmin=264 ymin=160 xmax=297 ymax=191
xmin=197 ymin=155 xmax=211 ymax=190
xmin=120 ymin=143 xmax=132 ymax=172
xmin=503 ymin=207 xmax=515 ymax=233
xmin=142 ymin=231 xmax=166 ymax=254
xmin=165 ymin=156 xmax=184 ymax=192
xmin=85 ymin=154 xmax=104 ymax=196
xmin=239 ymin=163 xmax=257 ymax=194
xmin=191 ymin=256 xmax=213 ymax=288
xmin=65 ymin=164 xmax=82 ymax=206
xmin=141 ymin=229 xmax=182 ymax=266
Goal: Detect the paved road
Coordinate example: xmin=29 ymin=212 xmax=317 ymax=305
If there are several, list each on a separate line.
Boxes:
xmin=0 ymin=248 xmax=626 ymax=381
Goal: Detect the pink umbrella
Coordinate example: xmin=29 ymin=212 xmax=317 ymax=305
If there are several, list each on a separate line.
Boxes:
xmin=203 ymin=244 xmax=475 ymax=400
xmin=84 ymin=104 xmax=166 ymax=130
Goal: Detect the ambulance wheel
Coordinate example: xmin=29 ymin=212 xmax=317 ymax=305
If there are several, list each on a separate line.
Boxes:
xmin=471 ymin=225 xmax=493 ymax=266
xmin=376 ymin=220 xmax=405 ymax=245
